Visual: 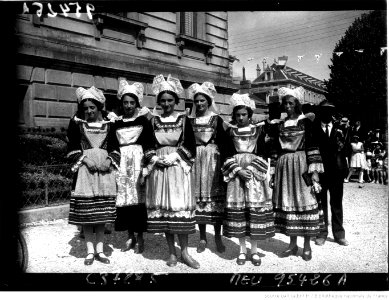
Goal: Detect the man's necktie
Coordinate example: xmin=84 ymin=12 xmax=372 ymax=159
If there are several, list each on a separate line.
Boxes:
xmin=325 ymin=124 xmax=330 ymax=138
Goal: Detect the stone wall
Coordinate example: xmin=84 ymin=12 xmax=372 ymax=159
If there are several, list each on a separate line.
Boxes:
xmin=16 ymin=65 xmax=237 ymax=129
xmin=15 ymin=11 xmax=239 ymax=128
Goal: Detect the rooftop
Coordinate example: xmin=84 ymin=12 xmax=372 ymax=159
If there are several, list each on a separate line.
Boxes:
xmin=252 ymin=58 xmax=326 ymax=91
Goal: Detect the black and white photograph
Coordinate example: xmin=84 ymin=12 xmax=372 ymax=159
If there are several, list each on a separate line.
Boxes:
xmin=0 ymin=0 xmax=387 ymax=293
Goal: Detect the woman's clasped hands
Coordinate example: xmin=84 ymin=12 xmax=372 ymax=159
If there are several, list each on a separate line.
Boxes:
xmin=83 ymin=157 xmax=112 ymax=173
xmin=156 ymin=153 xmax=179 ymax=168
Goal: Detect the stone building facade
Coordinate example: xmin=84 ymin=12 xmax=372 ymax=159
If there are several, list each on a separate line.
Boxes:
xmin=15 ymin=11 xmax=239 ymax=129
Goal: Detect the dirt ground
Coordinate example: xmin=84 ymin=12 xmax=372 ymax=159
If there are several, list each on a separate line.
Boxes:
xmin=21 ymin=181 xmax=388 ymax=274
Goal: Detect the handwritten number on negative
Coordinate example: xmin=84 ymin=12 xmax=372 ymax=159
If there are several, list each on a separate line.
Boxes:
xmin=47 ymin=3 xmax=57 ymax=18
xmin=23 ymin=2 xmax=95 ymax=20
xmin=59 ymin=3 xmax=70 ymax=17
xmin=69 ymin=2 xmax=81 ymax=18
xmin=32 ymin=2 xmax=43 ymax=18
xmin=298 ymin=274 xmax=308 ymax=286
xmin=86 ymin=3 xmax=95 ymax=20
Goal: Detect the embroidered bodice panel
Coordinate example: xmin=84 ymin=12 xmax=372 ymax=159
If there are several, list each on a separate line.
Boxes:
xmin=231 ymin=125 xmax=260 ymax=153
xmin=80 ymin=122 xmax=109 ymax=149
xmin=279 ymin=119 xmax=306 ymax=152
xmin=116 ymin=126 xmax=143 ymax=147
xmin=190 ymin=115 xmax=217 ymax=145
xmin=153 ymin=114 xmax=184 ymax=147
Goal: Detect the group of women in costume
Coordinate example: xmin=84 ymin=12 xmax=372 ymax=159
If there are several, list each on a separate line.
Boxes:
xmin=66 ymin=74 xmax=325 ymax=269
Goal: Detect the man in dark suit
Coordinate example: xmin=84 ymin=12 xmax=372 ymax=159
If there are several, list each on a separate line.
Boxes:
xmin=314 ymin=100 xmax=349 ymax=246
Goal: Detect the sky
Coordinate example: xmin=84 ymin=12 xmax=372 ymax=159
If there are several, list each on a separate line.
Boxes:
xmin=228 ymin=11 xmax=371 ymax=82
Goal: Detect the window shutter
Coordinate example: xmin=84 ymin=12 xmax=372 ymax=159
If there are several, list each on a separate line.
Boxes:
xmin=178 ymin=12 xmax=206 ymax=40
xmin=185 ymin=12 xmax=193 ymax=36
xmin=196 ymin=12 xmax=206 ymax=40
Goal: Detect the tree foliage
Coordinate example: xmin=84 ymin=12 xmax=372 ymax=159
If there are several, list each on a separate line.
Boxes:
xmin=325 ymin=10 xmax=387 ymax=131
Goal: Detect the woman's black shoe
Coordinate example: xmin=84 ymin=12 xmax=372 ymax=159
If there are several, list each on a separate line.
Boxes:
xmin=251 ymin=253 xmax=262 ymax=266
xmin=280 ymin=245 xmax=298 ymax=257
xmin=84 ymin=253 xmax=94 ymax=266
xmin=121 ymin=238 xmax=136 ymax=252
xmin=302 ymin=250 xmax=312 ymax=261
xmin=181 ymin=254 xmax=200 ymax=269
xmin=95 ymin=252 xmax=110 ymax=264
xmin=196 ymin=240 xmax=207 ymax=253
xmin=134 ymin=239 xmax=144 ymax=254
xmin=236 ymin=253 xmax=247 ymax=265
xmin=215 ymin=237 xmax=226 ymax=253
xmin=166 ymin=254 xmax=178 ymax=267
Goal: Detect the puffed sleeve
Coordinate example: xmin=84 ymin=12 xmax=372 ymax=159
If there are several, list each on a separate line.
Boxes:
xmin=66 ymin=117 xmax=85 ymax=173
xmin=304 ymin=118 xmax=324 ymax=174
xmin=106 ymin=121 xmax=121 ymax=170
xmin=221 ymin=126 xmax=243 ymax=181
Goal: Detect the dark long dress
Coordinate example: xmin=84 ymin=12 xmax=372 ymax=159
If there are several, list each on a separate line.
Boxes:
xmin=271 ymin=115 xmax=325 ymax=236
xmin=189 ymin=113 xmax=228 ymax=225
xmin=113 ymin=111 xmax=155 ymax=233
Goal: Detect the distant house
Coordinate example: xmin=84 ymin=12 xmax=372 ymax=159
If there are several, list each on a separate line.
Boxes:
xmin=15 ymin=11 xmax=239 ymax=129
xmin=251 ymin=56 xmax=326 ymax=104
xmin=238 ymin=56 xmax=326 ymax=118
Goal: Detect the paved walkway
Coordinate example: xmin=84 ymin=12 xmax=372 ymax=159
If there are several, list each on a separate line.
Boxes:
xmin=21 ymin=182 xmax=388 ymax=274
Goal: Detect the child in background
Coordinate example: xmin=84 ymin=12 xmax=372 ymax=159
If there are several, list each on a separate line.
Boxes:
xmin=365 ymin=147 xmax=374 ymax=183
xmin=373 ymin=142 xmax=386 ymax=184
xmin=344 ymin=135 xmax=368 ymax=185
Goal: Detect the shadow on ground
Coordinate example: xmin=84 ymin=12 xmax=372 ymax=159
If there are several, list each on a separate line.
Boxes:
xmin=68 ymin=228 xmax=291 ymax=263
xmin=68 ymin=231 xmax=115 ymax=259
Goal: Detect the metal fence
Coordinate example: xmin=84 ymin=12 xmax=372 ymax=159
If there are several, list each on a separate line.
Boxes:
xmin=19 ymin=164 xmax=73 ymax=210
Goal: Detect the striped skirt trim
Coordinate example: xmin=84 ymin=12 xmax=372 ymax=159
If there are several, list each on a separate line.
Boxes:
xmin=195 ymin=200 xmax=224 ymax=225
xmin=69 ymin=197 xmax=116 ymax=225
xmin=223 ymin=207 xmax=275 ymax=240
xmin=195 ymin=211 xmax=223 ymax=225
xmin=273 ymin=207 xmax=324 ymax=237
xmin=147 ymin=209 xmax=196 ymax=234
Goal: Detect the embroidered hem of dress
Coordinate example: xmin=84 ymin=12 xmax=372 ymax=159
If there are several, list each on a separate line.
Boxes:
xmin=71 ymin=192 xmax=118 ymax=198
xmin=226 ymin=221 xmax=275 ymax=229
xmin=275 ymin=224 xmax=320 ymax=231
xmin=196 ymin=201 xmax=225 ymax=213
xmin=147 ymin=209 xmax=196 ymax=218
xmin=275 ymin=211 xmax=320 ymax=220
xmin=225 ymin=203 xmax=273 ymax=210
xmin=196 ymin=195 xmax=226 ymax=203
xmin=273 ymin=203 xmax=319 ymax=212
